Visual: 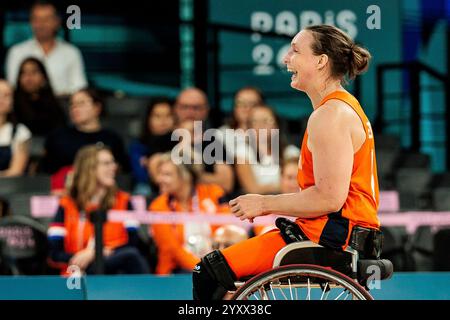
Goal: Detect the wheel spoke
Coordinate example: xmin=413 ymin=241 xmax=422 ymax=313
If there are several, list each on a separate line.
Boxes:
xmin=288 ymin=279 xmax=293 ymax=300
xmin=269 ymin=283 xmax=277 ymax=300
xmin=306 ymin=278 xmax=311 ymax=300
xmin=258 ymin=287 xmax=269 ymax=300
xmin=334 ymin=289 xmax=347 ymax=300
xmin=320 ymin=282 xmax=329 ymax=300
xmin=278 ymin=285 xmax=288 ymax=300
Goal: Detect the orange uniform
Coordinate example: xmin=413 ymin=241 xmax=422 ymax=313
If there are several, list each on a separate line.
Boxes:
xmin=150 ymin=183 xmax=229 ymax=275
xmin=47 ymin=190 xmax=135 ymax=272
xmin=222 ymin=91 xmax=380 ymax=279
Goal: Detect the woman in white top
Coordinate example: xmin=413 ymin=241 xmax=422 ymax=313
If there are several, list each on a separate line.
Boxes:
xmin=0 ymin=80 xmax=32 ymax=177
xmin=235 ymin=104 xmax=299 ymax=194
xmin=217 ymin=86 xmax=265 ymax=159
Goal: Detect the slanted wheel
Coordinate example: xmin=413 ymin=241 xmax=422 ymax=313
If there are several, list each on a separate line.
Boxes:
xmin=231 ymin=264 xmax=373 ymax=300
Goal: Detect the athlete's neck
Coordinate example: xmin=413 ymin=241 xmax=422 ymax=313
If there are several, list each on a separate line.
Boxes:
xmin=307 ymin=80 xmax=345 ymax=110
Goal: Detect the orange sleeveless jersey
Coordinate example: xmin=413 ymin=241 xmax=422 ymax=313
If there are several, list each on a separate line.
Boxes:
xmin=296 ymin=91 xmax=380 ymax=250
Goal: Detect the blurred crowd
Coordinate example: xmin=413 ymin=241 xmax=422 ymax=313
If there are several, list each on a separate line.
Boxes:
xmin=0 ymin=1 xmax=303 ymax=276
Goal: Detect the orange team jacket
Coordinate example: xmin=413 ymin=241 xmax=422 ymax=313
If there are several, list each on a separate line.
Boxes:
xmin=149 ymin=183 xmax=229 ymax=275
xmin=296 ymin=91 xmax=380 ymax=250
xmin=48 ymin=190 xmax=133 ymax=258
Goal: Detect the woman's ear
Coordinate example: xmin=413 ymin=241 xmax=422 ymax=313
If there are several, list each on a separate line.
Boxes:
xmin=317 ymin=54 xmax=328 ymax=70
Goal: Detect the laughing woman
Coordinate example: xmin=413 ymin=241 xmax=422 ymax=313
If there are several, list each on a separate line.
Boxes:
xmin=47 ymin=144 xmax=148 ymax=274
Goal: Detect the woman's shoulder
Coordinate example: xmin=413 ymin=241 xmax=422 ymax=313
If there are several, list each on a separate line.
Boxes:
xmin=148 ymin=192 xmax=170 ymax=210
xmin=196 ymin=183 xmax=225 ymax=199
xmin=14 ymin=123 xmax=32 ymax=139
xmin=0 ymin=122 xmax=32 ymax=144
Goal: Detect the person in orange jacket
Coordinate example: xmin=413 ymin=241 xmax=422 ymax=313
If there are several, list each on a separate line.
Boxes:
xmin=47 ymin=144 xmax=148 ymax=274
xmin=193 ymin=25 xmax=381 ymax=300
xmin=149 ymin=152 xmax=230 ymax=275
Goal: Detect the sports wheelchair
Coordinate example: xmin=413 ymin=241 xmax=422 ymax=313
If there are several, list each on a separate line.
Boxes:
xmin=231 ymin=238 xmax=393 ymax=300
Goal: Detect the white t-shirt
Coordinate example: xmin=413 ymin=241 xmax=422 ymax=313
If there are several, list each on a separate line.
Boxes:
xmin=5 ymin=38 xmax=87 ymax=96
xmin=216 ymin=124 xmax=248 ymax=160
xmin=235 ymin=142 xmax=300 ymax=186
xmin=0 ymin=123 xmax=32 ymax=152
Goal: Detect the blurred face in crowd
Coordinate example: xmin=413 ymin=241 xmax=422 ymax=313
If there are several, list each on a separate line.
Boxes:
xmin=175 ymin=88 xmax=209 ymax=123
xmin=212 ymin=225 xmax=248 ymax=250
xmin=281 ymin=161 xmax=300 ymax=193
xmin=30 ymin=4 xmax=60 ymax=42
xmin=96 ymin=149 xmax=117 ymax=188
xmin=249 ymin=106 xmax=278 ymax=141
xmin=157 ymin=161 xmax=184 ymax=195
xmin=70 ymin=91 xmax=101 ymax=127
xmin=19 ymin=60 xmax=46 ymax=94
xmin=234 ymin=89 xmax=262 ymax=128
xmin=0 ymin=80 xmax=13 ymax=117
xmin=149 ymin=102 xmax=174 ymax=135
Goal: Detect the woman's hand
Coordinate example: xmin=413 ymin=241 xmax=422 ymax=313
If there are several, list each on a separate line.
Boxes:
xmin=229 ymin=194 xmax=268 ymax=222
xmin=69 ymin=248 xmax=95 ymax=271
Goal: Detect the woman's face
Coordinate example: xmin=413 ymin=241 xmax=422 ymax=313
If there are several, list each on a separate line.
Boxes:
xmin=283 ymin=30 xmax=319 ymax=91
xmin=0 ymin=81 xmax=13 ymax=116
xmin=281 ymin=162 xmax=300 ymax=193
xmin=19 ymin=61 xmax=46 ymax=94
xmin=249 ymin=107 xmax=277 ymax=140
xmin=148 ymin=102 xmax=174 ymax=135
xmin=158 ymin=161 xmax=183 ymax=195
xmin=96 ymin=150 xmax=117 ymax=188
xmin=69 ymin=91 xmax=101 ymax=126
xmin=233 ymin=89 xmax=261 ymax=127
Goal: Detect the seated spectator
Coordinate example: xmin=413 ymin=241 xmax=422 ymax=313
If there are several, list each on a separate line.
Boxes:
xmin=14 ymin=57 xmax=66 ymax=136
xmin=149 ymin=153 xmax=229 ymax=275
xmin=174 ymin=88 xmax=234 ymax=193
xmin=0 ymin=80 xmax=32 ymax=177
xmin=280 ymin=156 xmax=301 ymax=194
xmin=235 ymin=104 xmax=299 ymax=194
xmin=253 ymin=156 xmax=300 ymax=236
xmin=129 ymin=97 xmax=177 ymax=197
xmin=41 ymin=88 xmax=129 ymax=191
xmin=212 ymin=225 xmax=248 ymax=250
xmin=174 ymin=87 xmax=210 ymax=125
xmin=5 ymin=0 xmax=87 ymax=96
xmin=217 ymin=86 xmax=265 ymax=159
xmin=47 ymin=144 xmax=148 ymax=274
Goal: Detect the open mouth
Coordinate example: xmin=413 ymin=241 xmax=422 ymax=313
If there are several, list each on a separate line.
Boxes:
xmin=287 ymin=67 xmax=298 ymax=79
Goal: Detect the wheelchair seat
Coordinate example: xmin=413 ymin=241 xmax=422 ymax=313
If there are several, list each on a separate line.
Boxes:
xmin=272 ymin=241 xmax=393 ymax=287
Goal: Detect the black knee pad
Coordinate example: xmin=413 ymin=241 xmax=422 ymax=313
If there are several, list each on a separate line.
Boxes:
xmin=192 ymin=250 xmax=236 ymax=300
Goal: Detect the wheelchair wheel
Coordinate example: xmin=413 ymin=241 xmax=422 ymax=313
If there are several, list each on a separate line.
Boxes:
xmin=232 ymin=264 xmax=373 ymax=300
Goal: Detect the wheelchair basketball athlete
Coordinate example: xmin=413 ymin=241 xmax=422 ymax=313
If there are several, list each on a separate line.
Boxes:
xmin=193 ymin=24 xmax=388 ymax=300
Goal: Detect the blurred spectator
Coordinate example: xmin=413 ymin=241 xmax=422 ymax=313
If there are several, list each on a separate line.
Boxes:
xmin=149 ymin=153 xmax=229 ymax=275
xmin=217 ymin=86 xmax=265 ymax=159
xmin=41 ymin=88 xmax=129 ymax=191
xmin=280 ymin=156 xmax=301 ymax=194
xmin=5 ymin=0 xmax=87 ymax=96
xmin=235 ymin=104 xmax=299 ymax=194
xmin=253 ymin=156 xmax=300 ymax=236
xmin=47 ymin=144 xmax=148 ymax=274
xmin=0 ymin=80 xmax=31 ymax=177
xmin=150 ymin=88 xmax=234 ymax=194
xmin=212 ymin=225 xmax=248 ymax=250
xmin=174 ymin=87 xmax=210 ymax=124
xmin=129 ymin=97 xmax=177 ymax=196
xmin=14 ymin=57 xmax=66 ymax=136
